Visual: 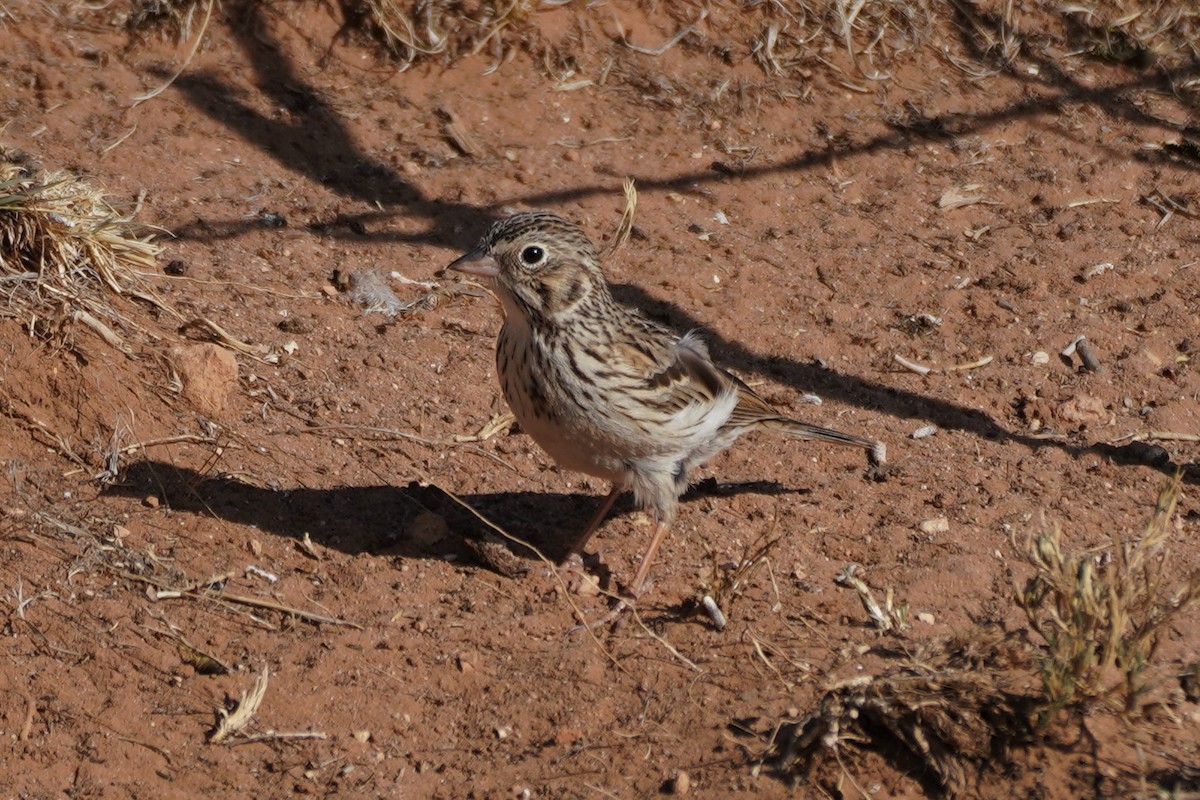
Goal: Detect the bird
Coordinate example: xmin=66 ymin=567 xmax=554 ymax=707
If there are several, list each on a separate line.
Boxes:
xmin=447 ymin=210 xmax=885 ymax=604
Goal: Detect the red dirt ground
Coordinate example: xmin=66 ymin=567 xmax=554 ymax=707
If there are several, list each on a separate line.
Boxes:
xmin=2 ymin=2 xmax=1199 ymax=798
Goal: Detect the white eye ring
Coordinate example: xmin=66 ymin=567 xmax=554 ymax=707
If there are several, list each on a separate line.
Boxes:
xmin=520 ymin=245 xmax=546 ymax=267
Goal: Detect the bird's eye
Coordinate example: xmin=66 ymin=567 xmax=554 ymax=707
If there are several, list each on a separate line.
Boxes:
xmin=520 ymin=245 xmax=545 ymax=266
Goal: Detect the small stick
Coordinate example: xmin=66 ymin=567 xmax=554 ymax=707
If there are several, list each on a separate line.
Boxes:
xmin=619 ymin=10 xmax=705 ymax=56
xmin=893 ymin=354 xmax=932 ymax=375
xmin=123 ymin=571 xmax=362 ymax=628
xmin=227 ymin=730 xmax=328 ymax=745
xmin=949 ymin=355 xmax=994 ymax=371
xmin=72 ymin=310 xmax=132 ymax=354
xmin=18 ymin=692 xmax=35 ymax=741
xmin=1111 ymin=431 xmax=1200 ymax=444
xmin=631 ymin=607 xmax=702 ymax=672
xmin=131 ymin=0 xmax=214 ymax=107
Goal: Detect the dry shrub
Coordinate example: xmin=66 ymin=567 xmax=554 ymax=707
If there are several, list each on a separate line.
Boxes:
xmin=772 ymin=476 xmax=1197 ymax=795
xmin=0 ymin=145 xmax=171 ymax=349
xmin=772 ymin=628 xmax=1036 ymax=796
xmin=1015 ymin=472 xmax=1198 ymax=722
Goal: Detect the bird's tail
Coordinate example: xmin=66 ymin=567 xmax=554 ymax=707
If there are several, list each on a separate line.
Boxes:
xmin=761 ymin=416 xmax=887 ymax=467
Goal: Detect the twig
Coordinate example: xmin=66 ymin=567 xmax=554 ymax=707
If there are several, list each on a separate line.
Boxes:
xmin=63 ymin=433 xmax=228 ymax=477
xmin=410 ymin=469 xmax=627 ymax=673
xmin=132 ymin=0 xmax=214 ymax=107
xmin=949 ymin=355 xmax=994 ymax=371
xmin=552 ymin=136 xmax=633 ymax=148
xmin=1111 ymin=431 xmax=1200 ymax=444
xmin=618 ymin=9 xmax=706 ymax=55
xmin=18 ymin=692 xmax=34 ymax=741
xmin=893 ymin=354 xmax=932 ymax=375
xmin=227 ymin=730 xmax=328 ymax=745
xmin=286 ymin=422 xmax=518 ymax=474
xmin=631 ymin=607 xmax=702 ymax=672
xmin=101 ymin=124 xmax=139 ymax=155
xmin=121 ymin=571 xmax=363 ymax=628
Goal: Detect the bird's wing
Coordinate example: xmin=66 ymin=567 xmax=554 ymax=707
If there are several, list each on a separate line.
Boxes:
xmin=621 ymin=329 xmax=737 ymax=417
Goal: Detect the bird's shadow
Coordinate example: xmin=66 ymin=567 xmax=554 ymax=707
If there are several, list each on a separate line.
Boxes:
xmin=108 ymin=460 xmax=807 ymax=570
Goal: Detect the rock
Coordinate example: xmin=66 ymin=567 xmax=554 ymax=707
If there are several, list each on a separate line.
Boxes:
xmin=171 ymin=344 xmax=238 ymax=417
xmin=669 ymin=770 xmax=691 ymax=795
xmin=919 ymin=517 xmax=950 ymax=534
xmin=1055 ymin=394 xmax=1108 ymax=427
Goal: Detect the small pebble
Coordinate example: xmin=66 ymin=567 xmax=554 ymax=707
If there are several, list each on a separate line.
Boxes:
xmin=911 ymin=425 xmax=938 ymax=439
xmin=670 ymin=770 xmax=691 ymax=795
xmin=919 ymin=517 xmax=949 ymax=534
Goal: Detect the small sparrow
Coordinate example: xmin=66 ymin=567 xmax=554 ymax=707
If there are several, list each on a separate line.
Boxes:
xmin=449 ymin=211 xmax=884 ymax=601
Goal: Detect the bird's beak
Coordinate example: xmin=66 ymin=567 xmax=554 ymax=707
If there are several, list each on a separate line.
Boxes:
xmin=446 ymin=246 xmax=499 ymax=278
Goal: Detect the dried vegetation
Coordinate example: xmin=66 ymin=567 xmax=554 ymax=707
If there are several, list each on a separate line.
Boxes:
xmin=0 ymin=145 xmax=169 ymax=351
xmin=771 ymin=475 xmax=1197 ymax=796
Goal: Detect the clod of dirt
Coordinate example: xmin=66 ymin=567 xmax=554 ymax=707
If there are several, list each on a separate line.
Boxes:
xmin=171 ymin=343 xmax=239 ymax=417
xmin=1054 ymin=393 xmax=1109 ymax=427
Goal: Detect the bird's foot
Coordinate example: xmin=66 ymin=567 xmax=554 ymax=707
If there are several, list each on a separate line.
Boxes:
xmin=555 ymin=551 xmax=608 ymax=597
xmin=568 ymin=579 xmax=649 ymax=633
xmin=569 ymin=594 xmax=632 ymax=633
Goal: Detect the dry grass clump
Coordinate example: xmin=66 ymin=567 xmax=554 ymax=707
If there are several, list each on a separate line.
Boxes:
xmin=116 ymin=1 xmax=1200 ymax=99
xmin=345 ymin=0 xmax=542 ymax=70
xmin=1061 ymin=1 xmax=1200 ymax=64
xmin=345 ymin=0 xmax=944 ymax=79
xmin=0 ymin=145 xmax=170 ymax=349
xmin=1015 ymin=472 xmax=1197 ymax=722
xmin=125 ymin=0 xmax=208 ymax=40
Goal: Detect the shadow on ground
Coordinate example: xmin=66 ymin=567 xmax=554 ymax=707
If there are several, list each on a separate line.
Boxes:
xmin=109 ymin=460 xmax=810 ymax=568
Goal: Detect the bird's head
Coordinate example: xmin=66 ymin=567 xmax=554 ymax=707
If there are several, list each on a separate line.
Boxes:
xmin=447 ymin=211 xmax=609 ymax=322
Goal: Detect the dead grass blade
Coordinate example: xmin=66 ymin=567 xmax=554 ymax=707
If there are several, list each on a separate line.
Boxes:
xmin=209 ymin=666 xmax=269 ymax=744
xmin=600 ymin=178 xmax=637 ymax=259
xmin=131 ymin=0 xmax=215 ymax=106
xmin=122 ymin=571 xmax=364 ymax=629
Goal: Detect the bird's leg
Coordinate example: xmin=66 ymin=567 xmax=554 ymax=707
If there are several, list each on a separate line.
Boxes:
xmin=567 ymin=484 xmax=622 ymax=560
xmin=557 ymin=485 xmax=622 ymax=590
xmin=627 ymin=518 xmax=671 ymax=598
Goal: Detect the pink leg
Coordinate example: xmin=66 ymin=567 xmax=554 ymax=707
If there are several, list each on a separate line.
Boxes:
xmin=568 ymin=485 xmax=622 ymax=558
xmin=628 ymin=519 xmax=671 ymax=597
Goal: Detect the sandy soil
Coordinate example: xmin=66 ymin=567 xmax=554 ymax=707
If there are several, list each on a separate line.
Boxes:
xmin=2 ymin=2 xmax=1199 ymax=798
